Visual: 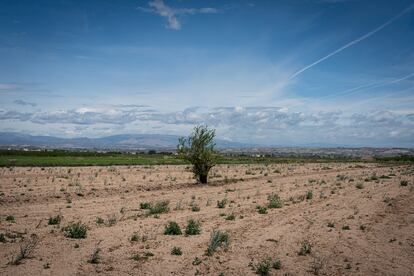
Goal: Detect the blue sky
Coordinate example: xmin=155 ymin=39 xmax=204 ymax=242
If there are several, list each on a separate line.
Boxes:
xmin=1 ymin=0 xmax=414 ymax=147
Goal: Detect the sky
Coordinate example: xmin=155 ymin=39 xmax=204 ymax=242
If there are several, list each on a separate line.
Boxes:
xmin=0 ymin=0 xmax=414 ymax=147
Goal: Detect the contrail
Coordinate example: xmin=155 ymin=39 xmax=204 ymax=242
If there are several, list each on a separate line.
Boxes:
xmin=319 ymin=72 xmax=414 ymax=100
xmin=289 ymin=3 xmax=414 ymax=80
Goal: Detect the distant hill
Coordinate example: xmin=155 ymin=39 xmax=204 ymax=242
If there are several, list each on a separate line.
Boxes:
xmin=0 ymin=132 xmax=250 ymax=150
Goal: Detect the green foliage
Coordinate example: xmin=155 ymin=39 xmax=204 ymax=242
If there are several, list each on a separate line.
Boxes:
xmin=254 ymin=259 xmax=271 ymax=275
xmin=225 ymin=214 xmax=235 ymax=220
xmin=178 ymin=125 xmax=218 ymax=184
xmin=164 ymin=221 xmax=182 ymax=235
xmin=140 ymin=202 xmax=151 ymax=209
xmin=206 ymin=230 xmax=230 ymax=256
xmin=96 ymin=217 xmax=104 ymax=225
xmin=267 ymin=193 xmax=283 ymax=208
xmin=6 ymin=215 xmax=15 ymax=222
xmin=192 ymin=257 xmax=202 ymax=265
xmin=298 ymin=240 xmax=312 ymax=256
xmin=63 ymin=222 xmax=87 ymax=239
xmin=171 ymin=247 xmax=182 ymax=256
xmin=88 ymin=247 xmax=101 ymax=264
xmin=185 ymin=219 xmax=201 ymax=235
xmin=257 ymin=206 xmax=268 ymax=214
xmin=48 ymin=215 xmax=62 ymax=225
xmin=400 ymin=180 xmax=408 ymax=186
xmin=217 ymin=198 xmax=227 ymax=208
xmin=273 ymin=259 xmax=281 ymax=270
xmin=130 ymin=232 xmax=140 ymax=242
xmin=306 ymin=190 xmax=313 ymax=200
xmin=149 ymin=201 xmax=170 ymax=214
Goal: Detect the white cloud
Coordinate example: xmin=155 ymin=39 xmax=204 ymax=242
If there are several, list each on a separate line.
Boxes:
xmin=13 ymin=99 xmax=37 ymax=107
xmin=1 ymin=106 xmax=413 ymax=146
xmin=138 ymin=0 xmax=219 ymax=30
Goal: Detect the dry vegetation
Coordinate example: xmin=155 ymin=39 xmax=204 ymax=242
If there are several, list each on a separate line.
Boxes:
xmin=0 ymin=162 xmax=413 ymax=275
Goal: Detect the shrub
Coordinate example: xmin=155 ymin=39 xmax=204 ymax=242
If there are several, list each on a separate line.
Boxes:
xmin=0 ymin=233 xmax=6 ymax=243
xmin=306 ymin=190 xmax=313 ymax=200
xmin=171 ymin=247 xmax=182 ymax=255
xmin=327 ymin=222 xmax=335 ymax=228
xmin=177 ymin=125 xmax=218 ymax=184
xmin=257 ymin=206 xmax=268 ymax=214
xmin=298 ymin=240 xmax=311 ymax=256
xmin=185 ymin=219 xmax=201 ymax=235
xmin=6 ymin=215 xmax=15 ymax=222
xmin=206 ymin=230 xmax=229 ymax=256
xmin=8 ymin=234 xmax=39 ymax=265
xmin=400 ymin=180 xmax=408 ymax=186
xmin=254 ymin=259 xmax=271 ymax=275
xmin=140 ymin=202 xmax=151 ymax=209
xmin=130 ymin=232 xmax=140 ymax=242
xmin=273 ymin=259 xmax=281 ymax=270
xmin=63 ymin=222 xmax=87 ymax=239
xmin=225 ymin=214 xmax=235 ymax=221
xmin=342 ymin=225 xmax=350 ymax=230
xmin=88 ymin=247 xmax=101 ymax=264
xmin=149 ymin=201 xmax=170 ymax=214
xmin=267 ymin=193 xmax=283 ymax=209
xmin=48 ymin=215 xmax=62 ymax=225
xmin=191 ymin=204 xmax=200 ymax=212
xmin=356 ymin=183 xmax=364 ymax=189
xmin=96 ymin=217 xmax=104 ymax=225
xmin=164 ymin=221 xmax=182 ymax=235
xmin=217 ymin=199 xmax=227 ymax=209
xmin=192 ymin=257 xmax=202 ymax=265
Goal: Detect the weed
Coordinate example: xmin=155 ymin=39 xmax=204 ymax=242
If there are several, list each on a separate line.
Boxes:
xmin=298 ymin=240 xmax=312 ymax=256
xmin=217 ymin=199 xmax=227 ymax=209
xmin=149 ymin=201 xmax=170 ymax=214
xmin=140 ymin=202 xmax=151 ymax=209
xmin=171 ymin=246 xmax=182 ymax=256
xmin=306 ymin=190 xmax=313 ymax=200
xmin=185 ymin=219 xmax=201 ymax=235
xmin=88 ymin=246 xmax=101 ymax=264
xmin=257 ymin=205 xmax=268 ymax=214
xmin=130 ymin=232 xmax=140 ymax=242
xmin=191 ymin=203 xmax=201 ymax=212
xmin=225 ymin=214 xmax=236 ymax=221
xmin=96 ymin=217 xmax=104 ymax=225
xmin=164 ymin=221 xmax=182 ymax=235
xmin=273 ymin=259 xmax=281 ymax=270
xmin=400 ymin=180 xmax=408 ymax=186
xmin=267 ymin=193 xmax=283 ymax=209
xmin=310 ymin=256 xmax=325 ymax=275
xmin=48 ymin=215 xmax=62 ymax=225
xmin=6 ymin=215 xmax=15 ymax=222
xmin=8 ymin=234 xmax=39 ymax=265
xmin=206 ymin=230 xmax=230 ymax=256
xmin=254 ymin=259 xmax=271 ymax=275
xmin=63 ymin=222 xmax=87 ymax=239
xmin=192 ymin=257 xmax=202 ymax=265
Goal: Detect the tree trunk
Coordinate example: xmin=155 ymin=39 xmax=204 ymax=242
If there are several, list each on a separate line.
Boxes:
xmin=199 ymin=174 xmax=208 ymax=184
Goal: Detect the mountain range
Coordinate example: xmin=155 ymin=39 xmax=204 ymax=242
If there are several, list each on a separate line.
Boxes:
xmin=0 ymin=132 xmax=250 ymax=150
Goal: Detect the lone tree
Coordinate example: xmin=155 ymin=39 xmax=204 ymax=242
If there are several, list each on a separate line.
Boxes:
xmin=178 ymin=125 xmax=218 ymax=184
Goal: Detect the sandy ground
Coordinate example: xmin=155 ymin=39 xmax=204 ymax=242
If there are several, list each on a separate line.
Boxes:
xmin=0 ymin=163 xmax=413 ymax=276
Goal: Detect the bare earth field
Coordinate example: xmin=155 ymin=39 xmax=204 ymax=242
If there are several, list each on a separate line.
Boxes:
xmin=1 ymin=163 xmax=413 ymax=275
